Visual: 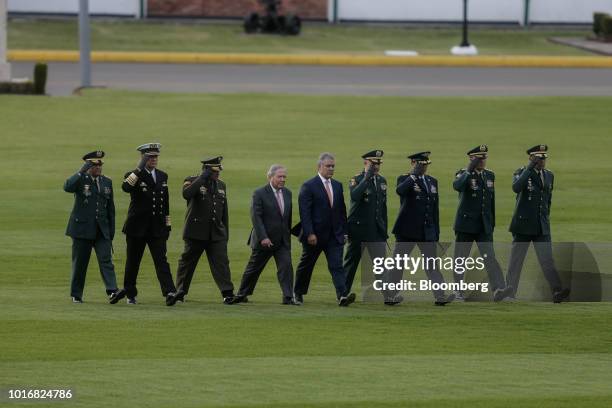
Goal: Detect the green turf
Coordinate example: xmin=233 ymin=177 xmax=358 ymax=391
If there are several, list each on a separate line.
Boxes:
xmin=1 ymin=91 xmax=612 ymax=407
xmin=7 ymin=18 xmax=593 ymax=55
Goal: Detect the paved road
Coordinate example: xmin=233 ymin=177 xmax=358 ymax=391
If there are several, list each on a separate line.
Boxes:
xmin=11 ymin=61 xmax=612 ymax=96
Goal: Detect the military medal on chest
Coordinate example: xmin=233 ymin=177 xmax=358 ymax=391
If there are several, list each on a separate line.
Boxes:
xmin=200 ymin=185 xmax=208 ymax=200
xmin=83 ymin=184 xmax=91 ymax=204
xmin=527 ymin=178 xmax=533 ymax=200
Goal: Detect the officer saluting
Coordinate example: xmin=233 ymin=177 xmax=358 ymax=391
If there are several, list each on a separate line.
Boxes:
xmin=389 ymin=152 xmax=454 ymax=306
xmin=110 ymin=143 xmax=178 ymax=306
xmin=175 ymin=156 xmax=236 ymax=305
xmin=505 ymin=145 xmax=570 ymax=303
xmin=64 ymin=151 xmax=118 ymax=303
xmin=452 ymin=145 xmax=513 ymax=302
xmin=343 ymin=149 xmax=388 ymax=299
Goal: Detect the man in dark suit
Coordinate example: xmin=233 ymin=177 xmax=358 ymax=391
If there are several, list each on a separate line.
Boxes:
xmin=64 ymin=150 xmax=118 ymax=303
xmin=174 ymin=156 xmax=236 ymax=305
xmin=110 ymin=143 xmax=177 ymax=306
xmin=232 ymin=165 xmax=296 ymax=305
xmin=294 ymin=153 xmax=354 ymax=306
xmin=452 ymin=145 xmax=513 ymax=302
xmin=506 ymin=145 xmax=570 ymax=303
xmin=389 ymin=151 xmax=454 ymax=306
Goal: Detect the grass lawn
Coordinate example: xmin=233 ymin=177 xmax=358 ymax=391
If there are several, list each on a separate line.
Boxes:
xmin=1 ymin=91 xmax=612 ymax=407
xmin=7 ymin=18 xmax=594 ymax=56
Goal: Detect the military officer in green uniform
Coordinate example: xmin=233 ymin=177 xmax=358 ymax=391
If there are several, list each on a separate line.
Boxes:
xmin=343 ymin=149 xmax=388 ymax=299
xmin=175 ymin=156 xmax=236 ymax=304
xmin=63 ymin=151 xmax=118 ymax=303
xmin=452 ymin=145 xmax=513 ymax=302
xmin=506 ymin=145 xmax=570 ymax=303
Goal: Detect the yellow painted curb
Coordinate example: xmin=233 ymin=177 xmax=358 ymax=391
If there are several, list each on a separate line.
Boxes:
xmin=8 ymin=50 xmax=612 ymax=68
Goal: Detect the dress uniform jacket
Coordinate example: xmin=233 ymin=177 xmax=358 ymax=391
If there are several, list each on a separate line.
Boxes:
xmin=453 ymin=168 xmax=496 ymax=235
xmin=64 ymin=172 xmax=115 ymax=240
xmin=509 ymin=166 xmax=554 ymax=236
xmin=392 ymin=174 xmax=440 ymax=242
xmin=347 ymin=172 xmax=388 ymax=242
xmin=121 ymin=169 xmax=170 ymax=238
xmin=182 ymin=175 xmax=229 ymax=242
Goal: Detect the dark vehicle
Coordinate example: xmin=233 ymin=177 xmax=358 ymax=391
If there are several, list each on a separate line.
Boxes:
xmin=244 ymin=0 xmax=301 ymax=35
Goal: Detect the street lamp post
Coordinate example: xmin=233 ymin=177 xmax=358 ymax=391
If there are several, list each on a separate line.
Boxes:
xmin=79 ymin=0 xmax=91 ymax=88
xmin=451 ymin=0 xmax=478 ymax=55
xmin=0 ymin=0 xmax=11 ymax=81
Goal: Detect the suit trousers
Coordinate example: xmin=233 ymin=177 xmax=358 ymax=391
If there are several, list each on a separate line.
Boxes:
xmin=343 ymin=239 xmax=387 ymax=294
xmin=124 ymin=235 xmax=176 ymax=298
xmin=387 ymin=237 xmax=447 ymax=301
xmin=506 ymin=233 xmax=563 ymax=297
xmin=70 ymin=227 xmax=117 ymax=298
xmin=237 ymin=244 xmax=294 ymax=299
xmin=294 ymin=239 xmax=347 ymax=299
xmin=175 ymin=238 xmax=234 ymax=298
xmin=453 ymin=232 xmax=505 ymax=291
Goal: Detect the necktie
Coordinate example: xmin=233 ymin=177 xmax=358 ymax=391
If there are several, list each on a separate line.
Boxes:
xmin=94 ymin=177 xmax=100 ymax=192
xmin=421 ymin=176 xmax=429 ymax=194
xmin=275 ymin=189 xmax=284 ymax=215
xmin=324 ymin=179 xmax=333 ymax=207
xmin=151 ymin=170 xmax=156 ymax=183
xmin=539 ymin=170 xmax=544 ymax=186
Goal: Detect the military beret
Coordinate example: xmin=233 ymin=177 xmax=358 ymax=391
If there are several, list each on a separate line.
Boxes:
xmin=467 ymin=144 xmax=488 ymax=158
xmin=137 ymin=142 xmax=162 ymax=156
xmin=201 ymin=156 xmax=223 ymax=171
xmin=408 ymin=151 xmax=431 ymax=164
xmin=527 ymin=144 xmax=548 ymax=158
xmin=82 ymin=150 xmax=104 ymax=164
xmin=362 ymin=149 xmax=384 ymax=163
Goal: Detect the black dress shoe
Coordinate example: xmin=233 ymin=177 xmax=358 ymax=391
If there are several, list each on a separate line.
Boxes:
xmin=338 ymin=295 xmax=354 ymax=307
xmin=230 ymin=295 xmax=248 ymax=304
xmin=346 ymin=293 xmax=356 ymax=305
xmin=294 ymin=294 xmax=303 ymax=305
xmin=493 ymin=286 xmax=514 ymax=302
xmin=435 ymin=293 xmax=455 ymax=306
xmin=384 ymin=294 xmax=404 ymax=306
xmin=166 ymin=292 xmax=178 ymax=306
xmin=109 ymin=289 xmax=126 ymax=304
xmin=71 ymin=296 xmax=83 ymax=303
xmin=175 ymin=290 xmax=185 ymax=303
xmin=223 ymin=296 xmax=237 ymax=305
xmin=553 ymin=288 xmax=570 ymax=303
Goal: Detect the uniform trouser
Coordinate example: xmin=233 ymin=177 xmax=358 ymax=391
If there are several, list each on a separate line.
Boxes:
xmin=387 ymin=237 xmax=447 ymax=301
xmin=70 ymin=228 xmax=117 ymax=298
xmin=506 ymin=234 xmax=563 ymax=297
xmin=237 ymin=244 xmax=294 ymax=299
xmin=343 ymin=239 xmax=387 ymax=294
xmin=175 ymin=238 xmax=234 ymax=298
xmin=453 ymin=232 xmax=505 ymax=291
xmin=124 ymin=235 xmax=176 ymax=298
xmin=294 ymin=240 xmax=347 ymax=299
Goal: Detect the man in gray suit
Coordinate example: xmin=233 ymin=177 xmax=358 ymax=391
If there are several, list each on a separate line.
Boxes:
xmin=232 ymin=165 xmax=296 ymax=305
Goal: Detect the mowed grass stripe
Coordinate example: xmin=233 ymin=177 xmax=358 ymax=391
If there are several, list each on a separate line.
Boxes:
xmin=1 ymin=355 xmax=611 ymax=407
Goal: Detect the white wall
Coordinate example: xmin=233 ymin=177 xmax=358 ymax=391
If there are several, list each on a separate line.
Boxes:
xmin=530 ymin=0 xmax=612 ymax=23
xmin=8 ymin=0 xmax=140 ymax=17
xmin=337 ymin=0 xmax=521 ymax=23
xmin=334 ymin=0 xmax=612 ymax=24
